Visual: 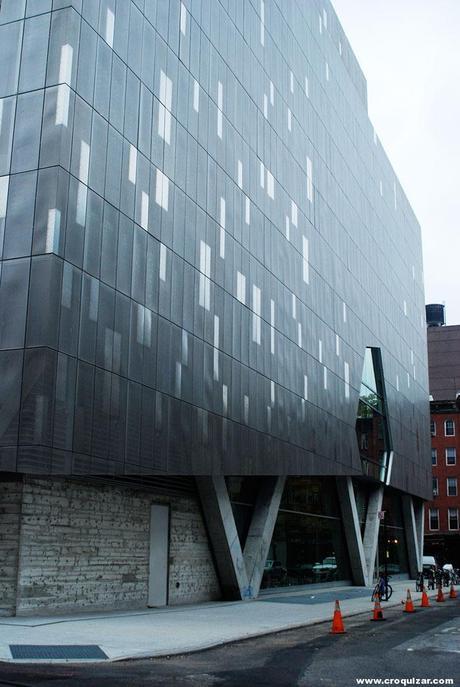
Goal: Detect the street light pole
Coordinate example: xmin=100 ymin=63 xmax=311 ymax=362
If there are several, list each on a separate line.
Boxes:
xmin=377 ymin=509 xmax=388 ymax=599
xmin=383 ymin=514 xmax=388 ymax=600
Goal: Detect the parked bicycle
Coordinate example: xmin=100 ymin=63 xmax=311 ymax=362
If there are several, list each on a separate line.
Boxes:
xmin=421 ymin=566 xmax=458 ymax=591
xmin=371 ymin=574 xmax=392 ymax=602
xmin=441 ymin=565 xmax=460 ymax=586
xmin=425 ymin=568 xmax=436 ymax=590
xmin=421 ymin=564 xmax=436 ymax=590
xmin=415 ymin=571 xmax=424 ymax=592
xmin=434 ymin=569 xmax=450 ymax=588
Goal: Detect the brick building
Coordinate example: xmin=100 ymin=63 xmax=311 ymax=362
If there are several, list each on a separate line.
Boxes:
xmin=425 ymin=316 xmax=460 ymax=567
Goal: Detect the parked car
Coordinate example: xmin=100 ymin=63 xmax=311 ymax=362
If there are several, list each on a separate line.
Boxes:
xmin=263 ymin=560 xmax=287 ymax=587
xmin=312 ymin=556 xmax=338 ymax=580
xmin=313 ymin=556 xmax=337 ymax=572
xmin=287 ymin=563 xmax=315 ymax=585
xmin=422 ymin=556 xmax=437 ymax=576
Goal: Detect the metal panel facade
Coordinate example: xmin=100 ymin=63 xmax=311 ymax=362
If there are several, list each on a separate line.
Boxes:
xmin=0 ymin=0 xmax=430 ymax=497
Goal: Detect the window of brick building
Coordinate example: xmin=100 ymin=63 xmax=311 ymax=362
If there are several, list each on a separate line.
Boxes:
xmin=447 ymin=477 xmax=458 ymax=496
xmin=432 ymin=477 xmax=438 ymax=497
xmin=448 ymin=508 xmax=459 ymax=531
xmin=429 ymin=508 xmax=439 ymax=530
xmin=430 ymin=420 xmax=436 ymax=436
xmin=431 ymin=448 xmax=437 ymax=466
xmin=444 ymin=419 xmax=455 ymax=436
xmin=446 ymin=448 xmax=457 ymax=465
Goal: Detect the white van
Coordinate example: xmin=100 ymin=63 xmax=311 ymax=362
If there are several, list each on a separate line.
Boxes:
xmin=422 ymin=555 xmax=436 ymax=570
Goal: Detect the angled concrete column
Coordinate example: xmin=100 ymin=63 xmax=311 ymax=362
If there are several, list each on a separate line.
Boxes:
xmin=362 ymin=484 xmax=384 ymax=586
xmin=336 ymin=477 xmax=367 ymax=586
xmin=196 ymin=476 xmax=249 ymax=600
xmin=414 ymin=499 xmax=424 ymax=570
xmin=402 ymin=495 xmax=423 ymax=578
xmin=197 ymin=476 xmax=285 ymax=600
xmin=244 ymin=476 xmax=285 ymax=597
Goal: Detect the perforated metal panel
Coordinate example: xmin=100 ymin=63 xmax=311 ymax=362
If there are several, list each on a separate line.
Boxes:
xmin=0 ymin=0 xmax=431 ymax=499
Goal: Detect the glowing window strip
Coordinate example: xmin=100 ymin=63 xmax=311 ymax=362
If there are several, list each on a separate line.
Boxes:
xmin=105 ymin=8 xmax=115 ymax=48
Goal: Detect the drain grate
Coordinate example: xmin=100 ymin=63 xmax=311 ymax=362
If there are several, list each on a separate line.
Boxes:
xmin=10 ymin=645 xmax=108 ymax=660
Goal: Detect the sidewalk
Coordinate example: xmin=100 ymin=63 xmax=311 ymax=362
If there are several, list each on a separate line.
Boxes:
xmin=0 ymin=581 xmax=438 ymax=663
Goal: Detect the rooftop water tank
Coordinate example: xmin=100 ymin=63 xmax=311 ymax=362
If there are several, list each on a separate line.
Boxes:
xmin=426 ymin=303 xmax=445 ymax=327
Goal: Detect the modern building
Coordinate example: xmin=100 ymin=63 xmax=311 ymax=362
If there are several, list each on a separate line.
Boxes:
xmin=0 ymin=0 xmax=430 ymax=617
xmin=425 ymin=312 xmax=460 ymax=567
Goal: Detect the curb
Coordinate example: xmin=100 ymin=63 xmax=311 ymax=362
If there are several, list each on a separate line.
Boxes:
xmin=0 ymin=590 xmax=447 ymax=664
xmin=111 ymin=590 xmax=443 ymax=662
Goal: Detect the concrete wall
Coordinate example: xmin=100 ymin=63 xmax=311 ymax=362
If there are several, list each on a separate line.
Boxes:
xmin=0 ymin=480 xmax=23 ymax=616
xmin=1 ymin=478 xmax=220 ymax=616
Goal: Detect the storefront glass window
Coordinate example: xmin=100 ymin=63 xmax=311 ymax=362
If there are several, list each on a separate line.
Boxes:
xmin=377 ymin=491 xmax=409 ymax=574
xmin=261 ymin=478 xmax=350 ymax=589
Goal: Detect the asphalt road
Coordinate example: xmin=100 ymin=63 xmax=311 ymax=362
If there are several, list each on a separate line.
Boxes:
xmin=0 ymin=599 xmax=459 ymax=687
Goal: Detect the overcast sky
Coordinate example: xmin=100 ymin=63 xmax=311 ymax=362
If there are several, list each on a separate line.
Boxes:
xmin=332 ymin=0 xmax=460 ymax=326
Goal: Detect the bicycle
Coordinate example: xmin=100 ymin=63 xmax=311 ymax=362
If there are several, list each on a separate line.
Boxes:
xmin=434 ymin=569 xmax=449 ymax=589
xmin=415 ymin=571 xmax=424 ymax=592
xmin=371 ymin=574 xmax=393 ymax=601
xmin=444 ymin=569 xmax=459 ymax=586
xmin=424 ymin=569 xmax=435 ymax=590
xmin=444 ymin=572 xmax=452 ymax=587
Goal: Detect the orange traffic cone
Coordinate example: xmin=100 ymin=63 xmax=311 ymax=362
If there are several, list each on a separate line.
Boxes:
xmin=436 ymin=585 xmax=445 ymax=602
xmin=330 ymin=599 xmax=346 ymax=634
xmin=370 ymin=594 xmax=386 ymax=621
xmin=420 ymin=588 xmax=431 ymax=608
xmin=403 ymin=588 xmax=415 ymax=613
xmin=449 ymin=584 xmax=457 ymax=599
